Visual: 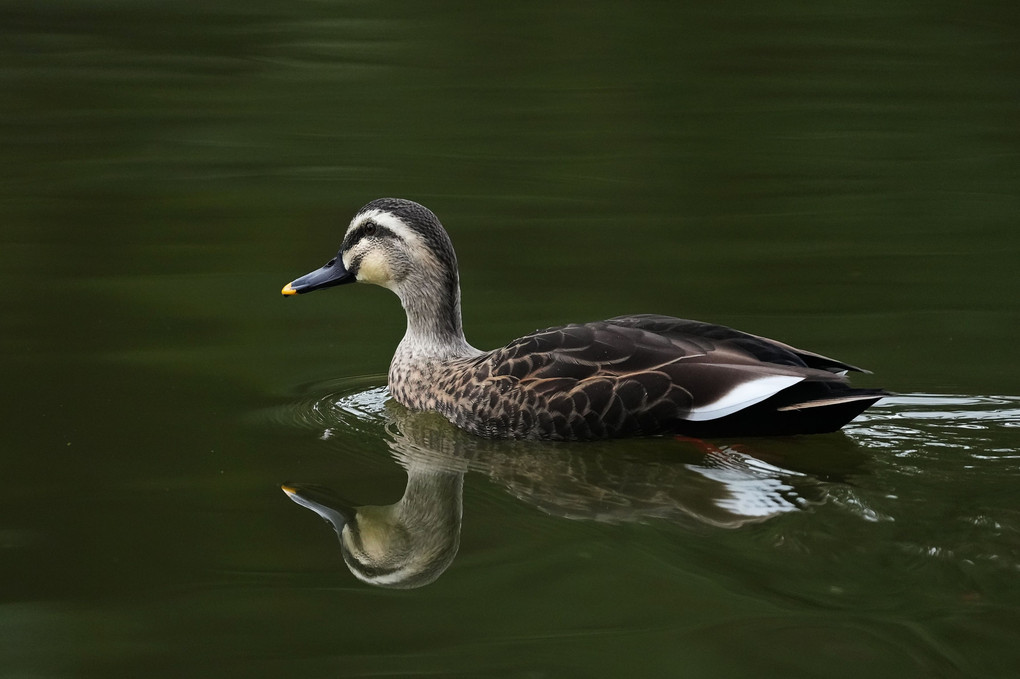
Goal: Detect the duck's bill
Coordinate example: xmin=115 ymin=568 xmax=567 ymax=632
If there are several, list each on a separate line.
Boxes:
xmin=282 ymin=256 xmax=355 ymax=295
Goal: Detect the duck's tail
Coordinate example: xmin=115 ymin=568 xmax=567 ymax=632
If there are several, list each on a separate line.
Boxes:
xmin=676 ymin=384 xmax=890 ymax=437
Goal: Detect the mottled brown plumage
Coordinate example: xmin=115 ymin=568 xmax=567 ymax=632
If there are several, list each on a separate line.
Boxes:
xmin=283 ymin=199 xmax=887 ymax=440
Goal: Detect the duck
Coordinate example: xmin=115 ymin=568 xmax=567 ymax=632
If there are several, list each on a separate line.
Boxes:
xmin=282 ymin=198 xmax=887 ymax=440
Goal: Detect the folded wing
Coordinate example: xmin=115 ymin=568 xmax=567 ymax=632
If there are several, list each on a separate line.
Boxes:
xmin=465 ymin=315 xmax=884 ymax=439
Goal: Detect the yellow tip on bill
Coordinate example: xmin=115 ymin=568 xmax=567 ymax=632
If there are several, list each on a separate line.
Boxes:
xmin=281 ymin=282 xmax=298 ymax=296
xmin=281 ymin=484 xmax=297 ymax=496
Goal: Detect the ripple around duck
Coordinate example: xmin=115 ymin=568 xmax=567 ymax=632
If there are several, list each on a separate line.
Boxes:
xmin=841 ymin=393 xmax=1020 ymax=576
xmin=844 ymin=393 xmax=1020 ymax=459
xmin=263 ymin=385 xmax=1020 ymax=571
xmin=258 ymin=375 xmax=391 ymax=439
xmin=260 ymin=386 xmax=1020 ymax=485
xmin=265 ymin=387 xmax=1020 ymax=454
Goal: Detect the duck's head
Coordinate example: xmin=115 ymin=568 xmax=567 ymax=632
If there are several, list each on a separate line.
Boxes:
xmin=282 ymin=197 xmax=459 ymax=300
xmin=282 ymin=197 xmax=471 ymax=351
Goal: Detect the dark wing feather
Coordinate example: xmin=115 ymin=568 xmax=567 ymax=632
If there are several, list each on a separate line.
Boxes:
xmin=461 ymin=317 xmax=869 ymax=439
xmin=603 ymin=314 xmax=868 ymax=373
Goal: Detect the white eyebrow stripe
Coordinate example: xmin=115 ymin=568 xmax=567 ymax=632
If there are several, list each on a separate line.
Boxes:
xmin=353 ymin=209 xmax=422 ymax=245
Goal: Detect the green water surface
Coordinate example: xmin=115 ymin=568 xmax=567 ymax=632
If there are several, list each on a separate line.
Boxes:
xmin=1 ymin=1 xmax=1018 ymax=677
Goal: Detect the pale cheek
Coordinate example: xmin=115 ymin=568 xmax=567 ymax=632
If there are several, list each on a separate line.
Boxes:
xmin=356 ymin=252 xmax=392 ymax=286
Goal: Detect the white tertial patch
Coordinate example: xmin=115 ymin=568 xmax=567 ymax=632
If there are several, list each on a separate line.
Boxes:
xmin=685 ymin=374 xmax=804 ymax=421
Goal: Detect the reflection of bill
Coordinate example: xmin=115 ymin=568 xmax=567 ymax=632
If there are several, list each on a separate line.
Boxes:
xmin=282 ymin=403 xmax=852 ymax=589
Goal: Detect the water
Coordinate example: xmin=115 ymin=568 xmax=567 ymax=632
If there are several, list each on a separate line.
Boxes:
xmin=2 ymin=1 xmax=1019 ymax=677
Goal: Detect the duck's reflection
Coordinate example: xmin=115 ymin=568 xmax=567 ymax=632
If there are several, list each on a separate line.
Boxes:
xmin=283 ymin=402 xmax=859 ymax=588
xmin=282 ymin=467 xmax=462 ymax=589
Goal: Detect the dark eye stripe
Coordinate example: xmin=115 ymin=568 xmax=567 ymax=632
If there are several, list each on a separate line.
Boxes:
xmin=341 ymin=220 xmax=401 ymax=251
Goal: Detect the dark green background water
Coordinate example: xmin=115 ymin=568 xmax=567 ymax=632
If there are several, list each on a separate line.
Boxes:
xmin=2 ymin=1 xmax=1018 ymax=677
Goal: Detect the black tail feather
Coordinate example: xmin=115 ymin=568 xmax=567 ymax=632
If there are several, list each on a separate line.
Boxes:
xmin=674 ymin=383 xmax=889 ymax=438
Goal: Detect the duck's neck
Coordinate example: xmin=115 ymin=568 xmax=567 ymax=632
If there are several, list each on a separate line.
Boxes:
xmin=394 ymin=271 xmax=479 ymax=362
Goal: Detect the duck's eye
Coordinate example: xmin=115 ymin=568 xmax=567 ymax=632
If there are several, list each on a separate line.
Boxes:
xmin=364 ymin=223 xmax=377 ymax=237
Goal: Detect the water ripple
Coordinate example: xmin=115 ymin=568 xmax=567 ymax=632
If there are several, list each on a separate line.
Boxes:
xmin=258 ymin=375 xmax=390 ymax=438
xmin=265 ymin=387 xmax=1020 ymax=457
xmin=845 ymin=393 xmax=1020 ymax=460
xmin=264 ymin=384 xmax=1020 ymax=581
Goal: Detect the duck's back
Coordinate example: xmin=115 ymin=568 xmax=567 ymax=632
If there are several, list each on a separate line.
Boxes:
xmin=418 ymin=314 xmax=884 ymax=440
